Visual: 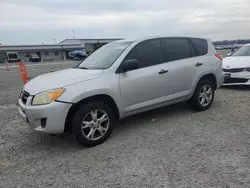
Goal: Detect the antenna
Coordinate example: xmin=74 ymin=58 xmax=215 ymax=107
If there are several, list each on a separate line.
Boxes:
xmin=73 ymin=30 xmax=75 ymax=39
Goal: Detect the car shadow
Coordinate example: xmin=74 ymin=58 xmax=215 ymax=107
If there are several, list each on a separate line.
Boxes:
xmin=28 ymin=102 xmax=192 ymax=150
xmin=114 ymin=102 xmax=192 ymax=134
xmin=27 ymin=132 xmax=83 ymax=151
xmin=220 ymin=85 xmax=250 ymax=91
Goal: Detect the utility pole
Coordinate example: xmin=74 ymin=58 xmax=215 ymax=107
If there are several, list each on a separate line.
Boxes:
xmin=73 ymin=30 xmax=75 ymax=39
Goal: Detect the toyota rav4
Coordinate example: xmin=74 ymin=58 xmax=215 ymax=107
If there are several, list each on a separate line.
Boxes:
xmin=18 ymin=36 xmax=224 ymax=147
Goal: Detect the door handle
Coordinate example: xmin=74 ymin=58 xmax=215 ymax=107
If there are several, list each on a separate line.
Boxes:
xmin=158 ymin=69 xmax=168 ymax=74
xmin=195 ymin=62 xmax=203 ymax=67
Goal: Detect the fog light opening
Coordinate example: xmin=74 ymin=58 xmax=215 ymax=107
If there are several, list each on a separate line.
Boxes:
xmin=41 ymin=118 xmax=47 ymax=129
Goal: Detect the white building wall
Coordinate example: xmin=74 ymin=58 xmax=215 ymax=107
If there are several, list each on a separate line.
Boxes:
xmin=18 ymin=52 xmax=30 ymax=62
xmin=19 ymin=51 xmax=63 ymax=62
xmin=41 ymin=51 xmax=62 ymax=61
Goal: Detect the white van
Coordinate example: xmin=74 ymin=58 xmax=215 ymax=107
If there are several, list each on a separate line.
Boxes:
xmin=6 ymin=52 xmax=20 ymax=62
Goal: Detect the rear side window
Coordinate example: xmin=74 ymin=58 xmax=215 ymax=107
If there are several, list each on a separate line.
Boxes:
xmin=162 ymin=38 xmax=192 ymax=62
xmin=125 ymin=39 xmax=163 ymax=69
xmin=189 ymin=38 xmax=208 ymax=56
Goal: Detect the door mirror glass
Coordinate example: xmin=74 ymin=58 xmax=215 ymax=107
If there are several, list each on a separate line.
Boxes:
xmin=120 ymin=59 xmax=138 ymax=73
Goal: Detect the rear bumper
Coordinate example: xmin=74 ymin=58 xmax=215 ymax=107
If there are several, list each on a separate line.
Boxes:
xmin=223 ymin=71 xmax=250 ymax=85
xmin=18 ymin=98 xmax=72 ymax=134
xmin=217 ymin=72 xmax=225 ymax=88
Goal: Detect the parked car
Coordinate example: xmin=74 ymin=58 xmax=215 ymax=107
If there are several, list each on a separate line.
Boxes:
xmin=223 ymin=44 xmax=250 ymax=85
xmin=18 ymin=36 xmax=224 ymax=147
xmin=29 ymin=54 xmax=41 ymax=62
xmin=6 ymin=52 xmax=20 ymax=62
xmin=69 ymin=50 xmax=88 ymax=60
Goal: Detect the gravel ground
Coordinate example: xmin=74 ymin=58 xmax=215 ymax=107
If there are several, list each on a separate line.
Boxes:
xmin=0 ymin=62 xmax=250 ymax=188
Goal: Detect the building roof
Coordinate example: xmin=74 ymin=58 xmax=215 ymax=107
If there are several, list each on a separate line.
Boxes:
xmin=0 ymin=44 xmax=84 ymax=52
xmin=0 ymin=38 xmax=124 ymax=52
xmin=59 ymin=38 xmax=123 ymax=44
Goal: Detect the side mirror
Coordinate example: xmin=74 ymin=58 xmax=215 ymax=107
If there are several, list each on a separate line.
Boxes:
xmin=227 ymin=53 xmax=232 ymax=56
xmin=120 ymin=59 xmax=138 ymax=73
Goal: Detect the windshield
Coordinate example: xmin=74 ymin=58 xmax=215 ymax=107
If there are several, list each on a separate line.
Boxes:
xmin=78 ymin=41 xmax=132 ymax=69
xmin=8 ymin=53 xmax=18 ymax=59
xmin=231 ymin=45 xmax=250 ymax=56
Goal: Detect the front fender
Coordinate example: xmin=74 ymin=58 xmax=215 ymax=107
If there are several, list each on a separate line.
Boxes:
xmin=58 ymin=76 xmax=124 ymax=116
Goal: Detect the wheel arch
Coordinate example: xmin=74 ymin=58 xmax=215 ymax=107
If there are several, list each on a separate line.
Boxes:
xmin=194 ymin=72 xmax=217 ymax=91
xmin=64 ymin=94 xmax=120 ymax=132
xmin=190 ymin=73 xmax=217 ymax=99
xmin=199 ymin=73 xmax=217 ymax=89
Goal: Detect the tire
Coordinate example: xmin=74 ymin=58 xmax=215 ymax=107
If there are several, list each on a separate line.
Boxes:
xmin=190 ymin=79 xmax=215 ymax=111
xmin=72 ymin=101 xmax=114 ymax=147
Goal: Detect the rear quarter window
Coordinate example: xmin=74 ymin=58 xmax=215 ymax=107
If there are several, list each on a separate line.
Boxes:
xmin=189 ymin=38 xmax=208 ymax=56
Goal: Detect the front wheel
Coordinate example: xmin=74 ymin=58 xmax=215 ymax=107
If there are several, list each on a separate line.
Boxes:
xmin=72 ymin=102 xmax=114 ymax=147
xmin=190 ymin=79 xmax=215 ymax=111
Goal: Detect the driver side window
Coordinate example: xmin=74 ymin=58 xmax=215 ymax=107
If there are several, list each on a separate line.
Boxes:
xmin=124 ymin=39 xmax=163 ymax=70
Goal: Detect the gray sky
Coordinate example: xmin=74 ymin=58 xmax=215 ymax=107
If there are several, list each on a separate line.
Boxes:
xmin=0 ymin=0 xmax=250 ymax=45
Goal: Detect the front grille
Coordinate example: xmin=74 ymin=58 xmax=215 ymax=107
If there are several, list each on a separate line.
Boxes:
xmin=21 ymin=91 xmax=30 ymax=104
xmin=224 ymin=77 xmax=249 ymax=84
xmin=223 ymin=68 xmax=245 ymax=73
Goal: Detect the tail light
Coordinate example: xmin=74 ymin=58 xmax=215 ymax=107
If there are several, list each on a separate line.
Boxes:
xmin=215 ymin=53 xmax=223 ymax=60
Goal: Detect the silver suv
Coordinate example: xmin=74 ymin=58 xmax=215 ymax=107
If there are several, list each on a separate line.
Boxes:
xmin=18 ymin=36 xmax=224 ymax=147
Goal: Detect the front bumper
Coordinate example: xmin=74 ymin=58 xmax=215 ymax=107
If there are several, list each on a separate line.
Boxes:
xmin=18 ymin=97 xmax=72 ymax=134
xmin=223 ymin=71 xmax=250 ymax=85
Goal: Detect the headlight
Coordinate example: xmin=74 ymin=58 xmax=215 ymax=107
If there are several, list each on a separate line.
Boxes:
xmin=32 ymin=88 xmax=65 ymax=105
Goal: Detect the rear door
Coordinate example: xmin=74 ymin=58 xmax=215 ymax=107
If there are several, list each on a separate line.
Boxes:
xmin=119 ymin=38 xmax=170 ymax=114
xmin=161 ymin=38 xmax=206 ymax=100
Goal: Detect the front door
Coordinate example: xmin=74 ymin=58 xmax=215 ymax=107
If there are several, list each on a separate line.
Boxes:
xmin=119 ymin=39 xmax=170 ymax=114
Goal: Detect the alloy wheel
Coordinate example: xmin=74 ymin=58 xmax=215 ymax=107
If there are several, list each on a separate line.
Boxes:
xmin=81 ymin=109 xmax=110 ymax=141
xmin=198 ymin=84 xmax=213 ymax=107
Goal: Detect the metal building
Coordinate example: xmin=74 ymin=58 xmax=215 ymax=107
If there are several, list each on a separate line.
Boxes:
xmin=0 ymin=38 xmax=122 ymax=63
xmin=59 ymin=38 xmax=123 ymax=52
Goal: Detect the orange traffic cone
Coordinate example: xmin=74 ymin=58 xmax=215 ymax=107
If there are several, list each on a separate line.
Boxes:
xmin=18 ymin=61 xmax=28 ymax=84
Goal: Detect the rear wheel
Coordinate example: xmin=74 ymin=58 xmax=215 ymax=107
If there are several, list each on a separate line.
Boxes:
xmin=190 ymin=79 xmax=215 ymax=111
xmin=72 ymin=102 xmax=114 ymax=147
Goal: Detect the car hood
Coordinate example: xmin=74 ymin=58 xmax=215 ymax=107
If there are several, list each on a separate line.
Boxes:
xmin=223 ymin=56 xmax=250 ymax=69
xmin=24 ymin=68 xmax=103 ymax=95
